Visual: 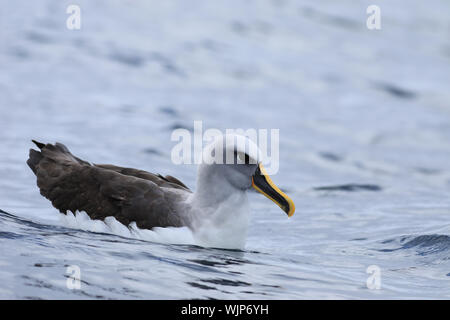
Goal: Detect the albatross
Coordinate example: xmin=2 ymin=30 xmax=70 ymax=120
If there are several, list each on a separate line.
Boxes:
xmin=27 ymin=134 xmax=295 ymax=249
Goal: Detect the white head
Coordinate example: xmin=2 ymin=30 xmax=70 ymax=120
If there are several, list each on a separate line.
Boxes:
xmin=189 ymin=133 xmax=295 ymax=249
xmin=199 ymin=133 xmax=261 ymax=190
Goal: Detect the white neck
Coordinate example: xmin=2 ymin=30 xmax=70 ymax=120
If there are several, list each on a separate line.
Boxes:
xmin=187 ymin=164 xmax=251 ymax=249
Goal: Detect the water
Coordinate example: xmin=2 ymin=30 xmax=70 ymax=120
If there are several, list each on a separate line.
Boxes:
xmin=1 ymin=0 xmax=450 ymax=299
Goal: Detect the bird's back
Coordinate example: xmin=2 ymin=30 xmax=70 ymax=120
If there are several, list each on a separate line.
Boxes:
xmin=27 ymin=140 xmax=191 ymax=229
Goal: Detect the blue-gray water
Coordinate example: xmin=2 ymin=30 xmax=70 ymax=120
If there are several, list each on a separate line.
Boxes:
xmin=1 ymin=0 xmax=450 ymax=299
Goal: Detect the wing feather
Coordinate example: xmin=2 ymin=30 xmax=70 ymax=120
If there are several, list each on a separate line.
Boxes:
xmin=27 ymin=141 xmax=189 ymax=229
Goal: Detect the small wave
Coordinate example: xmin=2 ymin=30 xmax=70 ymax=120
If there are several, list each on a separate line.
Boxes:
xmin=314 ymin=184 xmax=382 ymax=192
xmin=374 ymin=82 xmax=417 ymax=100
xmin=400 ymin=234 xmax=450 ymax=255
xmin=59 ymin=211 xmax=196 ymax=246
xmin=380 ymin=234 xmax=450 ymax=256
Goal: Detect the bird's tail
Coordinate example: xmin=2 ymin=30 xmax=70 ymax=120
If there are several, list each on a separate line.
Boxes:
xmin=27 ymin=140 xmax=45 ymax=174
xmin=27 ymin=140 xmax=90 ymax=175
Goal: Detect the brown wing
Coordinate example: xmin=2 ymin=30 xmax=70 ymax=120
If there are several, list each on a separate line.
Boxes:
xmin=27 ymin=141 xmax=190 ymax=229
xmin=94 ymin=164 xmax=190 ymax=191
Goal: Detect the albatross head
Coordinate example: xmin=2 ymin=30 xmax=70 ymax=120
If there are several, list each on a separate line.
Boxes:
xmin=190 ymin=133 xmax=295 ymax=249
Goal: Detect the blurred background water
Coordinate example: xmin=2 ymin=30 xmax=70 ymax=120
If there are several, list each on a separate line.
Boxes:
xmin=1 ymin=0 xmax=450 ymax=299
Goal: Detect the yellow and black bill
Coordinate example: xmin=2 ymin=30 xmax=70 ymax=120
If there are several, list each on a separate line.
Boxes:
xmin=251 ymin=163 xmax=295 ymax=217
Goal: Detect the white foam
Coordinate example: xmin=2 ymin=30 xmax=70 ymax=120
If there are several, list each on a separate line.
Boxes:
xmin=59 ymin=211 xmax=196 ymax=246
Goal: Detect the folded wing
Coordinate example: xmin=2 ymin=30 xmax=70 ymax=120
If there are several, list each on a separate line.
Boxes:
xmin=27 ymin=141 xmax=190 ymax=229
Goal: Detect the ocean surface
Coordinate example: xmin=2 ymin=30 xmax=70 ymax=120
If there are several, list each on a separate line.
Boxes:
xmin=1 ymin=0 xmax=450 ymax=299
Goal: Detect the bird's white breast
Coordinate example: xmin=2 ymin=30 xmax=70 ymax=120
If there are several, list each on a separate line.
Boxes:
xmin=190 ymin=191 xmax=250 ymax=250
